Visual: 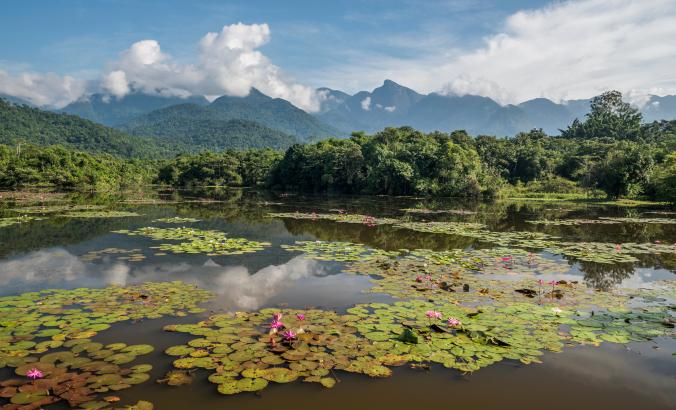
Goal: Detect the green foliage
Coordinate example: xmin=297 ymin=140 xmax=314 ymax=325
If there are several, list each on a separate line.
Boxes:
xmin=0 ymin=144 xmax=156 ymax=190
xmin=122 ymin=109 xmax=298 ymax=151
xmin=270 ymin=127 xmax=489 ymax=197
xmin=157 ymin=149 xmax=283 ymax=187
xmin=587 ymin=141 xmax=654 ymax=198
xmin=0 ymin=98 xmax=179 ymax=158
xmin=561 ymin=90 xmax=643 ymax=140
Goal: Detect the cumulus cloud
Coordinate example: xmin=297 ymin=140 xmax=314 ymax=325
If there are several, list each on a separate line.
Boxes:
xmin=102 ymin=23 xmax=322 ymax=111
xmin=0 ymin=69 xmax=87 ymax=107
xmin=434 ymin=0 xmax=676 ymax=104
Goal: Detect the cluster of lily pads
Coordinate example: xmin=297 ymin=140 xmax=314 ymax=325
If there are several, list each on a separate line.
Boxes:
xmin=0 ymin=282 xmax=211 ymax=409
xmin=162 ymin=296 xmax=673 ymax=395
xmin=268 ymin=212 xmax=399 ymax=226
xmin=0 ymin=342 xmax=154 ymax=409
xmin=113 ymin=227 xmax=271 ymax=256
xmin=281 ymin=241 xmax=399 ymax=262
xmin=153 ymin=217 xmax=201 ymax=224
xmin=81 ymin=248 xmax=146 ymax=263
xmin=527 ymin=217 xmax=676 ymax=226
xmin=0 ymin=216 xmax=44 ymax=228
xmin=343 ymin=258 xmax=629 ymax=309
xmin=400 ymin=208 xmax=476 ymax=215
xmin=63 ymin=211 xmax=142 ymax=218
xmin=269 ymin=212 xmax=675 ymax=265
xmin=9 ymin=205 xmax=106 ymax=215
xmin=403 ymin=248 xmax=570 ymax=276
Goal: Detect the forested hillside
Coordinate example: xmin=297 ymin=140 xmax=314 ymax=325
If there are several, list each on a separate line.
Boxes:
xmin=120 ymin=104 xmax=298 ymax=150
xmin=0 ymin=99 xmax=180 ymax=158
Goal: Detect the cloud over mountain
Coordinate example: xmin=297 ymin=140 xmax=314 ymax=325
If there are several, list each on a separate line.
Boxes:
xmin=101 ymin=23 xmax=322 ymax=111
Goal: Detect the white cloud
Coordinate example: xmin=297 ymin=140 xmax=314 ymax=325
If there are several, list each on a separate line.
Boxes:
xmin=313 ymin=0 xmax=676 ymax=105
xmin=102 ymin=23 xmax=322 ymax=111
xmin=384 ymin=106 xmax=396 ymax=112
xmin=1 ymin=23 xmax=322 ymax=111
xmin=361 ymin=96 xmax=371 ymax=110
xmin=0 ymin=69 xmax=87 ymax=107
xmin=434 ymin=0 xmax=676 ymax=103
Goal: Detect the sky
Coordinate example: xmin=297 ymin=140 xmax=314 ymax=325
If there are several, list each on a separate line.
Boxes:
xmin=1 ymin=0 xmax=675 ymax=110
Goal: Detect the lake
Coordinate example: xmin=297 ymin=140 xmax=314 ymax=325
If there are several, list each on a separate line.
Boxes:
xmin=0 ymin=189 xmax=674 ymax=410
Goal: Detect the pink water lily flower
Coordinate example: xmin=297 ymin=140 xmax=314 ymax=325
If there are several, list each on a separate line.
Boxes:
xmin=415 ymin=275 xmax=424 ymax=283
xmin=269 ymin=320 xmax=284 ymax=330
xmin=615 ymin=244 xmax=622 ymax=251
xmin=296 ymin=313 xmax=305 ymax=321
xmin=26 ymin=368 xmax=44 ymax=380
xmin=272 ymin=312 xmax=283 ymax=321
xmin=537 ymin=279 xmax=544 ymax=285
xmin=425 ymin=310 xmax=442 ymax=319
xmin=548 ymin=280 xmax=558 ymax=286
xmin=281 ymin=330 xmax=297 ymax=340
xmin=447 ymin=318 xmax=462 ymax=328
xmin=501 ymin=256 xmax=512 ymax=262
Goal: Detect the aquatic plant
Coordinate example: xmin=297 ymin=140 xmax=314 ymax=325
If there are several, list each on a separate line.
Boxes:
xmin=0 ymin=215 xmax=45 ymax=228
xmin=268 ymin=212 xmax=399 ymax=226
xmin=153 ymin=217 xmax=201 ymax=224
xmin=281 ymin=240 xmax=399 ymax=262
xmin=163 ymin=298 xmax=672 ymax=396
xmin=63 ymin=210 xmax=142 ymax=218
xmin=113 ymin=227 xmax=271 ymax=256
xmin=81 ymin=248 xmax=146 ymax=263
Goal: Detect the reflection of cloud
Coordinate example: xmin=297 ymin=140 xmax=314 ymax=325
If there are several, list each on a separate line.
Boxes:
xmin=212 ymin=256 xmax=323 ymax=310
xmin=0 ymin=249 xmax=85 ymax=286
xmin=0 ymin=248 xmax=133 ymax=290
xmin=0 ymin=248 xmax=327 ymax=311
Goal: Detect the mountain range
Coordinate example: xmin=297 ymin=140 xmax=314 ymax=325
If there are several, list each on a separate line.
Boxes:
xmin=1 ymin=80 xmax=672 ymax=147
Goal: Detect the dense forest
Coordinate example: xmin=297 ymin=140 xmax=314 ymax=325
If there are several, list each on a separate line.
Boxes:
xmin=0 ymin=98 xmax=180 ymax=158
xmin=0 ymin=144 xmax=156 ymax=190
xmin=157 ymin=92 xmax=676 ymax=202
xmin=1 ymin=91 xmax=674 ymax=202
xmin=120 ymin=105 xmax=298 ymax=150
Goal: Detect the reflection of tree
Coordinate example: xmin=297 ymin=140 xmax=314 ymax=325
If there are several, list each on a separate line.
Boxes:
xmin=281 ymin=219 xmax=475 ymax=251
xmin=578 ymin=261 xmax=635 ymax=290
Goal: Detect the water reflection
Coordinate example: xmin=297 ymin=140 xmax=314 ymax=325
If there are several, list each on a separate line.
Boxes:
xmin=0 ymin=248 xmax=380 ymax=310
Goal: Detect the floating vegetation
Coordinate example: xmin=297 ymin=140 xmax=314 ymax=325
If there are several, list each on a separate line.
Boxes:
xmin=0 ymin=282 xmax=209 ymax=408
xmin=10 ymin=204 xmax=107 ymax=215
xmin=267 ymin=212 xmax=674 ymax=264
xmin=343 ymin=258 xmax=626 ymax=309
xmin=281 ymin=241 xmax=399 ymax=262
xmin=403 ymin=248 xmax=570 ymax=276
xmin=157 ymin=370 xmax=194 ymax=386
xmin=544 ymin=241 xmax=675 ymax=264
xmin=0 ymin=340 xmax=154 ymax=408
xmin=268 ymin=212 xmax=399 ymax=226
xmin=401 ymin=208 xmax=476 ymax=215
xmin=0 ymin=215 xmax=44 ymax=228
xmin=526 ymin=219 xmax=620 ymax=226
xmin=164 ymin=298 xmax=673 ymax=395
xmin=527 ymin=217 xmax=676 ymax=225
xmin=394 ymin=221 xmax=557 ymax=246
xmin=114 ymin=227 xmax=271 ymax=256
xmin=153 ymin=217 xmax=201 ymax=224
xmin=81 ymin=248 xmax=146 ymax=263
xmin=0 ymin=282 xmax=211 ymax=370
xmin=63 ymin=210 xmax=142 ymax=218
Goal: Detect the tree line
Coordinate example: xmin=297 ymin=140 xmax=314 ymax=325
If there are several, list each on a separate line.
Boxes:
xmin=1 ymin=91 xmax=674 ymax=202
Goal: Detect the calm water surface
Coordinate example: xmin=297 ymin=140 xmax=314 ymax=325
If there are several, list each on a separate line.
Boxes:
xmin=0 ymin=189 xmax=674 ymax=410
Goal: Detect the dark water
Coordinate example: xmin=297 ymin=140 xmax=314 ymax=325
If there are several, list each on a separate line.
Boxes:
xmin=0 ymin=189 xmax=674 ymax=409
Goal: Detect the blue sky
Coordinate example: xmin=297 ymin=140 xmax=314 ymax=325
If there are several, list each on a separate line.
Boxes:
xmin=1 ymin=0 xmax=675 ymax=109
